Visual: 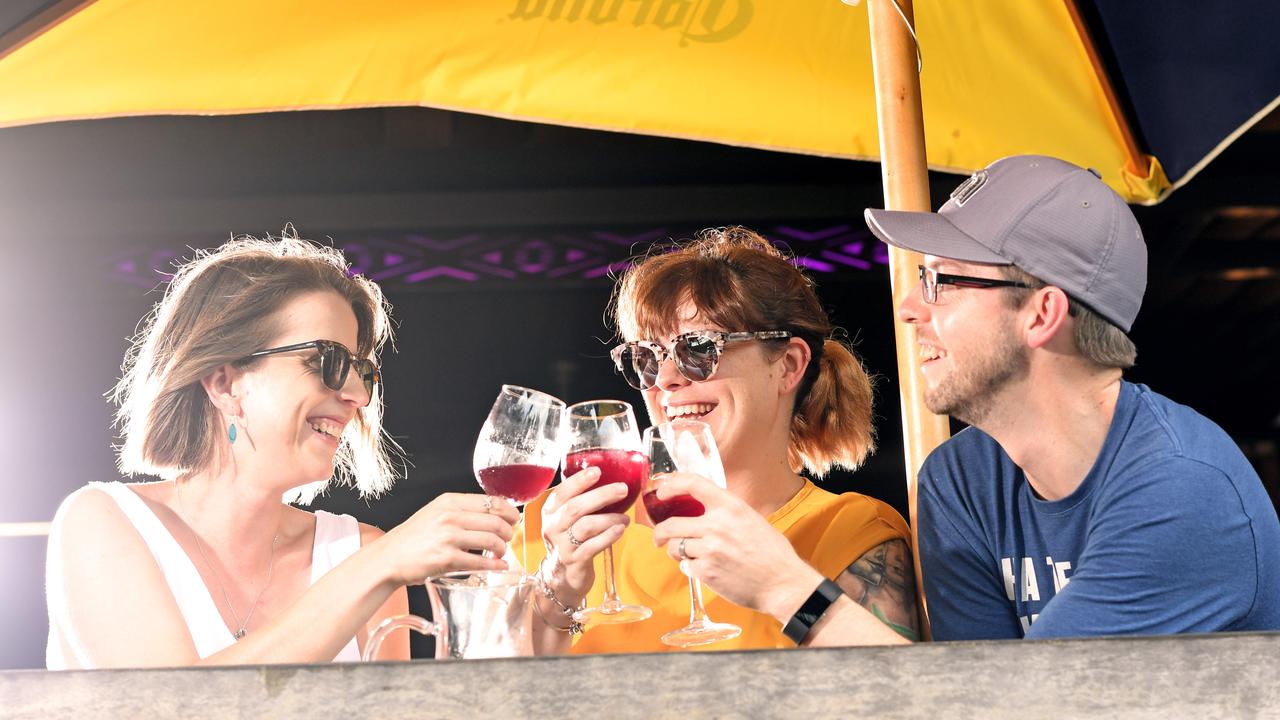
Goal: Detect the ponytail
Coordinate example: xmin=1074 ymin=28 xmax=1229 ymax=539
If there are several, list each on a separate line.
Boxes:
xmin=787 ymin=339 xmax=876 ymax=477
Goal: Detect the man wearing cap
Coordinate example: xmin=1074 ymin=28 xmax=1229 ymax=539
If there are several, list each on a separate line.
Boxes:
xmin=861 ymin=154 xmax=1280 ymax=639
xmin=645 ymin=155 xmax=1278 ymax=646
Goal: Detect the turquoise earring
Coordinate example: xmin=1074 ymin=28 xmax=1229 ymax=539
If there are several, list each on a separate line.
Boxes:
xmin=228 ymin=423 xmax=238 ymax=444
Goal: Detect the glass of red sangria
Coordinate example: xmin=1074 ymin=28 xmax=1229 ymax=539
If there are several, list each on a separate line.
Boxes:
xmin=643 ymin=419 xmax=742 ymax=647
xmin=473 ymin=385 xmax=566 ymax=569
xmin=562 ymin=399 xmax=652 ymax=625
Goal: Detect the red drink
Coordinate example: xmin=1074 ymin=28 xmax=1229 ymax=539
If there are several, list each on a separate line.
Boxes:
xmin=476 ymin=464 xmax=557 ymax=504
xmin=563 ymin=448 xmax=648 ymax=514
xmin=642 ymin=490 xmax=705 ymax=524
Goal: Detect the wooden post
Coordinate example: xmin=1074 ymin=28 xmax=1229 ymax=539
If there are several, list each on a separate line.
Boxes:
xmin=866 ymin=0 xmax=951 ymax=640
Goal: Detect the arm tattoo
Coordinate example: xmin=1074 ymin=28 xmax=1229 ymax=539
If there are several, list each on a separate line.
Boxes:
xmin=837 ymin=539 xmax=919 ymax=640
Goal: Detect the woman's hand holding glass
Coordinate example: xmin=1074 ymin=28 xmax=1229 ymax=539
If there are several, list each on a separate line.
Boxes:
xmin=643 ymin=420 xmax=741 ymax=646
xmin=554 ymin=400 xmax=652 ymax=624
xmin=376 ymin=493 xmax=520 ymax=586
xmin=649 ymin=472 xmax=818 ymax=622
xmin=536 ymin=465 xmax=632 ymax=610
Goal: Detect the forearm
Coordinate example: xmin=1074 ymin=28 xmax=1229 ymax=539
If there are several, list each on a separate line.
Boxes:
xmin=528 ymin=558 xmax=582 ymax=655
xmin=803 ymin=596 xmax=913 ymax=646
xmin=758 ymin=563 xmax=912 ymax=647
xmin=195 ymin=540 xmax=399 ymax=665
xmin=529 ymin=593 xmax=576 ymax=655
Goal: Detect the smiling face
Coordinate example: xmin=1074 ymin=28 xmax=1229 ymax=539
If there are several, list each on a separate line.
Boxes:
xmin=233 ymin=290 xmax=372 ymax=487
xmin=636 ymin=301 xmax=796 ymax=474
xmin=899 ymin=256 xmax=1029 ymax=426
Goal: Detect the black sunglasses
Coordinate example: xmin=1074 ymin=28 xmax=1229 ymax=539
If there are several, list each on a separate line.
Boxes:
xmin=242 ymin=340 xmax=381 ymax=397
xmin=918 ymin=265 xmax=1031 ymax=304
xmin=610 ymin=330 xmax=792 ymax=391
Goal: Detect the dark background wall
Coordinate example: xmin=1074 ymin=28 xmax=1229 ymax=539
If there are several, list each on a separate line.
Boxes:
xmin=1 ymin=107 xmax=1276 ymax=667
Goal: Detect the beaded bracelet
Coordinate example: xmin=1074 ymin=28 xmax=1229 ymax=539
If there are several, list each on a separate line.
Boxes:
xmin=531 ymin=592 xmax=584 ymax=636
xmin=534 ymin=556 xmax=586 ymax=637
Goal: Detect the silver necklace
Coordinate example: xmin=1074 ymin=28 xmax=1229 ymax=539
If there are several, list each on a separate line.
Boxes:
xmin=175 ymin=480 xmax=278 ymax=640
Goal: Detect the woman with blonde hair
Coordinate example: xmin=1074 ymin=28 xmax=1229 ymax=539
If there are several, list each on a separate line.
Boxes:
xmin=523 ymin=227 xmax=916 ymax=653
xmin=45 ymin=233 xmax=517 ymax=668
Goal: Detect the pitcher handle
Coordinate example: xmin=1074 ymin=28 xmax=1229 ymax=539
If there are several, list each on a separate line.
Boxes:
xmin=362 ymin=613 xmax=438 ymax=662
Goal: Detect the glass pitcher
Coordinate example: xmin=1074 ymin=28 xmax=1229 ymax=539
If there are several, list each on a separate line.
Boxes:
xmin=362 ymin=570 xmax=535 ymax=661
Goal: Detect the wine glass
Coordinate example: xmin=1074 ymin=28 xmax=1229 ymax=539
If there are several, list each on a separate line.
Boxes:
xmin=562 ymin=399 xmax=652 ymax=625
xmin=642 ymin=420 xmax=742 ymax=647
xmin=473 ymin=385 xmax=566 ymax=570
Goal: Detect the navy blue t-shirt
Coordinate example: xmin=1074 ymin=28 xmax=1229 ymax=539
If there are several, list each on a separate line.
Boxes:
xmin=919 ymin=381 xmax=1280 ymax=640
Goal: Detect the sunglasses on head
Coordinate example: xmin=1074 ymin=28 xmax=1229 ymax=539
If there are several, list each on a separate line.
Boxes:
xmin=243 ymin=339 xmax=381 ymax=397
xmin=609 ymin=330 xmax=792 ymax=391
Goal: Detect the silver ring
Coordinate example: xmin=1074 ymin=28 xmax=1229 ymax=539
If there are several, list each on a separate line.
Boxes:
xmin=482 ymin=495 xmax=495 ymax=513
xmin=677 ymin=537 xmax=690 ymax=561
xmin=567 ymin=525 xmax=583 ymax=547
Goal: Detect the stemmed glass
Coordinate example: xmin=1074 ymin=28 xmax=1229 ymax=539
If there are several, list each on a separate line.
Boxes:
xmin=642 ymin=419 xmax=742 ymax=646
xmin=473 ymin=385 xmax=566 ymax=571
xmin=562 ymin=400 xmax=652 ymax=625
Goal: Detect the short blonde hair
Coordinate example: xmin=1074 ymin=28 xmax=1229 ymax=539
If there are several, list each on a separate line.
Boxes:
xmin=611 ymin=227 xmax=876 ymax=476
xmin=112 ymin=232 xmax=398 ymax=503
xmin=999 ymin=265 xmax=1138 ymax=369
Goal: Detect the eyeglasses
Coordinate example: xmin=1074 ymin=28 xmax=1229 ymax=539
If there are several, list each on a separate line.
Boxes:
xmin=610 ymin=330 xmax=792 ymax=390
xmin=918 ymin=265 xmax=1031 ymax=304
xmin=242 ymin=340 xmax=381 ymax=397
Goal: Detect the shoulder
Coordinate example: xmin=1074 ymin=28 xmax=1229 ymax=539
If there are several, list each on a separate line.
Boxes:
xmin=918 ymin=427 xmax=1017 ymax=510
xmin=277 ymin=505 xmax=366 ymax=553
xmin=1102 ymin=387 xmax=1255 ymax=499
xmin=789 ymin=486 xmax=910 ymax=578
xmin=791 ymin=484 xmax=907 ymax=534
xmin=922 ymin=426 xmax=1008 ymax=475
xmin=1095 ymin=452 xmax=1250 ymax=525
xmin=1117 ymin=384 xmax=1260 ymax=482
xmin=830 ymin=491 xmax=909 ymax=538
xmin=305 ymin=507 xmax=370 ymax=535
xmin=52 ymin=483 xmax=138 ymax=541
xmin=914 ymin=433 xmax=1019 ymax=555
xmin=48 ymin=484 xmax=164 ymax=597
xmin=1081 ymin=455 xmax=1264 ymax=573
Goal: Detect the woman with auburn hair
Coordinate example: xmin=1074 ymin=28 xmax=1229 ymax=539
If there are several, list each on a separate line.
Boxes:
xmin=45 ymin=233 xmax=517 ymax=668
xmin=522 ymin=227 xmax=917 ymax=653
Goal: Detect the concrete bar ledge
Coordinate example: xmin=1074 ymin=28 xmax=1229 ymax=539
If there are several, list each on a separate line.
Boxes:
xmin=3 ymin=632 xmax=1277 ymax=719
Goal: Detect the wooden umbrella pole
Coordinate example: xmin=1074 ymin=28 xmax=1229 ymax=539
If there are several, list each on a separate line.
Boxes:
xmin=866 ymin=0 xmax=950 ymax=640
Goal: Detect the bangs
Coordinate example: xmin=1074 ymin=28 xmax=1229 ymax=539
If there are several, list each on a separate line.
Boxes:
xmin=620 ymin=251 xmax=763 ymax=341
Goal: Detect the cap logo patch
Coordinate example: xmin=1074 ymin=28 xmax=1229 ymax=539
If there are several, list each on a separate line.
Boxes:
xmin=950 ymin=169 xmax=988 ymax=206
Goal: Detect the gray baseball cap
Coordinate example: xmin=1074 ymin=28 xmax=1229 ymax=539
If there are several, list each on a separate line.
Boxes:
xmin=864 ymin=154 xmax=1147 ymax=332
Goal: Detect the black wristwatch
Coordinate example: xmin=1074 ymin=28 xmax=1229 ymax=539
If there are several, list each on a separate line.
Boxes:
xmin=782 ymin=578 xmax=843 ymax=645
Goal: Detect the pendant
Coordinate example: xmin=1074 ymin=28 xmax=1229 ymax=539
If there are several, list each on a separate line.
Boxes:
xmin=234 ymin=628 xmax=247 ymax=640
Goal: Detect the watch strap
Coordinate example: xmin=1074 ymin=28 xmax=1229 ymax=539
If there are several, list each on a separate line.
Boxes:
xmin=782 ymin=577 xmax=843 ymax=645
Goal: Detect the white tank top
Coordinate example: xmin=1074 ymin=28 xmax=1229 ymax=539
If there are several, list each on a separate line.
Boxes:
xmin=46 ymin=482 xmax=362 ymax=668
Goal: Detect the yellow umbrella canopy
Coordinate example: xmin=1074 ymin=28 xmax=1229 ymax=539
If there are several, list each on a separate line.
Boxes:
xmin=0 ymin=0 xmax=1203 ymax=202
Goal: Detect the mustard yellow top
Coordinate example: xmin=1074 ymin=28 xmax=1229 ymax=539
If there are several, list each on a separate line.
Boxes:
xmin=516 ymin=480 xmax=909 ymax=653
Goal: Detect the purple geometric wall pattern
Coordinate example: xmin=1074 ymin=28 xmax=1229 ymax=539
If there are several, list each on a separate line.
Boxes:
xmin=459 ymin=232 xmax=606 ymax=279
xmin=545 ymin=230 xmax=672 ymax=279
xmin=589 ymin=228 xmax=674 ymax=248
xmin=102 ymin=224 xmax=889 ymax=289
xmin=340 ymin=234 xmax=491 ymax=282
xmin=770 ymin=225 xmax=889 ymax=271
